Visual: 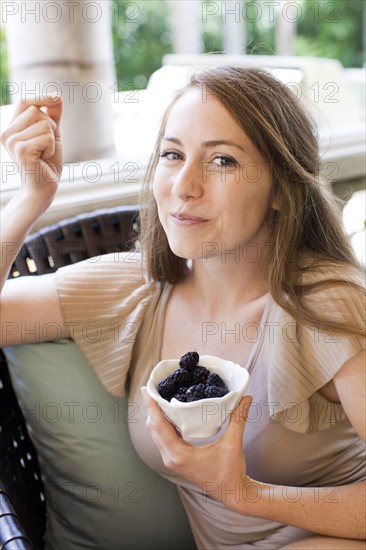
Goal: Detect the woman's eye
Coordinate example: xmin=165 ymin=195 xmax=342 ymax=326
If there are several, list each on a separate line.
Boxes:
xmin=159 ymin=151 xmax=182 ymax=161
xmin=212 ymin=156 xmax=237 ymax=167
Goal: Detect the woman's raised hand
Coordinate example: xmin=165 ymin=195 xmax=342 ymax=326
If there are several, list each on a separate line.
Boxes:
xmin=1 ymin=94 xmax=63 ymax=207
xmin=0 ymin=94 xmax=64 ymax=288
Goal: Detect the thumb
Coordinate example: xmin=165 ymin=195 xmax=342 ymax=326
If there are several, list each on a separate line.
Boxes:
xmin=226 ymin=395 xmax=252 ymax=438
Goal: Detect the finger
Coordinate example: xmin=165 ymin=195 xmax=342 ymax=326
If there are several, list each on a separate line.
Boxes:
xmin=225 ymin=395 xmax=253 ymax=440
xmin=7 ymin=120 xmax=56 ymax=162
xmin=44 ymin=99 xmax=63 ymax=133
xmin=13 ymin=134 xmax=56 ymax=164
xmin=141 ymin=388 xmax=186 ymax=449
xmin=10 ymin=93 xmax=62 ymax=122
xmin=2 ymin=107 xmax=57 ymax=145
xmin=6 ymin=119 xmax=56 ymax=152
xmin=141 ymin=387 xmax=174 ymax=433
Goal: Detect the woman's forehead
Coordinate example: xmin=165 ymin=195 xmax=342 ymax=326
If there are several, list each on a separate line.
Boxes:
xmin=165 ymin=88 xmax=242 ymax=136
xmin=168 ymin=86 xmax=224 ymax=119
xmin=164 ymin=87 xmax=260 ymax=158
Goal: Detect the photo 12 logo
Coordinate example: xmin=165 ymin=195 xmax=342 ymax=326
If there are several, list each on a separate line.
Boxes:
xmin=1 ymin=1 xmax=140 ymax=24
xmin=201 ymin=1 xmax=339 ymax=24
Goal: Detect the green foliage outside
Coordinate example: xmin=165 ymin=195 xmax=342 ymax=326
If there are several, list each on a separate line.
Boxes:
xmin=295 ymin=0 xmax=364 ymax=67
xmin=201 ymin=0 xmax=364 ymax=62
xmin=111 ymin=0 xmax=171 ymax=92
xmin=0 ymin=0 xmax=364 ymax=105
xmin=0 ymin=25 xmax=10 ymax=105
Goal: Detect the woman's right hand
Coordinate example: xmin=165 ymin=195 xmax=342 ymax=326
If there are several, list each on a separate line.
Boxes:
xmin=0 ymin=94 xmax=64 ymax=209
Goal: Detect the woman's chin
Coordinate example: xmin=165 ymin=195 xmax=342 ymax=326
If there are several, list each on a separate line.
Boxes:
xmin=168 ymin=241 xmax=201 ymax=262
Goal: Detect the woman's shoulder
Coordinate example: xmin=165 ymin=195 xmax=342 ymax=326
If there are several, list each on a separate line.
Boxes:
xmin=53 ymin=251 xmax=162 ymax=315
xmin=296 ymin=252 xmax=365 ymax=288
xmin=271 ymin=255 xmax=366 ymax=347
xmin=55 ymin=251 xmax=151 ymax=288
xmin=266 ymin=254 xmax=365 ymax=433
xmin=295 ymin=254 xmax=365 ymax=323
xmin=287 ymin=252 xmax=363 ymax=316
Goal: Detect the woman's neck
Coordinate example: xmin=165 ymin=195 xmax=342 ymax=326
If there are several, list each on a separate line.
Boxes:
xmin=182 ymin=256 xmax=269 ymax=318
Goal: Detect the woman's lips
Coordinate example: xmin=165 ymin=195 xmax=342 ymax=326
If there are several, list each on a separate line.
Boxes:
xmin=170 ymin=212 xmax=209 ymax=225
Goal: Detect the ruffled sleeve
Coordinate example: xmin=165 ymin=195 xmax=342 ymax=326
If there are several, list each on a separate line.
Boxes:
xmin=54 ymin=252 xmax=157 ymax=397
xmin=265 ymin=264 xmax=365 ymax=433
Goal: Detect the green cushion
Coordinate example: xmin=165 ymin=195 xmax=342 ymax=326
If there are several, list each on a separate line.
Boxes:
xmin=4 ymin=340 xmax=196 ymax=550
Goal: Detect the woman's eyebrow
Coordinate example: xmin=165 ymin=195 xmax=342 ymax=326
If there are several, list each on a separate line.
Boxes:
xmin=162 ymin=136 xmax=246 ymax=152
xmin=161 ymin=136 xmax=182 ymax=145
xmin=203 ymin=140 xmax=246 ymax=153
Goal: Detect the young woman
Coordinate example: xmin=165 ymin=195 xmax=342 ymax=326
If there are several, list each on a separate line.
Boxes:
xmin=1 ymin=66 xmax=365 ymax=549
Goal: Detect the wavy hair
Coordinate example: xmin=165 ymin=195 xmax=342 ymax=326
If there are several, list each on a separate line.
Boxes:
xmin=139 ymin=66 xmax=365 ymax=337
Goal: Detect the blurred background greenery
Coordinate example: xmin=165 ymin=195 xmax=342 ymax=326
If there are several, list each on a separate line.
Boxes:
xmin=0 ymin=0 xmax=364 ymax=105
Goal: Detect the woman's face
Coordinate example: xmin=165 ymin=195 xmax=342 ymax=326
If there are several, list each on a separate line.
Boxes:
xmin=153 ymin=86 xmax=275 ymax=263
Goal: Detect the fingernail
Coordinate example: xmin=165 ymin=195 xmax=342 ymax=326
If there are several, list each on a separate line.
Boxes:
xmin=47 ymin=91 xmax=62 ymax=101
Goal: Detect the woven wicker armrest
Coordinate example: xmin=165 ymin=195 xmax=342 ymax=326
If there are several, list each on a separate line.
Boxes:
xmin=0 ymin=350 xmax=42 ymax=550
xmin=9 ymin=205 xmax=139 ymax=278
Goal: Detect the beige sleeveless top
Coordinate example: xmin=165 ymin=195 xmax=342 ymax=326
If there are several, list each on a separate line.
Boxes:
xmin=55 ymin=253 xmax=366 ymax=549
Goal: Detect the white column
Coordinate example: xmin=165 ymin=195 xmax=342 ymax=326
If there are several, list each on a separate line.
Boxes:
xmin=3 ymin=0 xmax=117 ymax=162
xmin=223 ymin=1 xmax=246 ymax=54
xmin=275 ymin=0 xmax=298 ymax=56
xmin=169 ymin=0 xmax=202 ymax=54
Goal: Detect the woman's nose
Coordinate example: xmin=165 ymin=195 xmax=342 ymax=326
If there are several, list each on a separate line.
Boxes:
xmin=171 ymin=161 xmax=203 ymax=200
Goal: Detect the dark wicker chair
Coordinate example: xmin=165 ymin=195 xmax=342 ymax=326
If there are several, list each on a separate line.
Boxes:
xmin=0 ymin=205 xmax=139 ymax=549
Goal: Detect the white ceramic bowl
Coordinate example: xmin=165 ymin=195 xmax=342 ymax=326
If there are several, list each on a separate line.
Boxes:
xmin=147 ymin=355 xmax=250 ymax=441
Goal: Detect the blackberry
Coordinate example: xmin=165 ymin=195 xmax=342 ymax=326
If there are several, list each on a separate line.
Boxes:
xmin=158 ymin=376 xmax=177 ymax=401
xmin=206 ymin=372 xmax=226 ymax=389
xmin=172 ymin=367 xmax=193 ymax=388
xmin=158 ymin=351 xmax=230 ymax=403
xmin=204 ymin=385 xmax=228 ymax=399
xmin=179 ymin=351 xmax=199 ymax=370
xmin=173 ymin=387 xmax=189 ymax=402
xmin=186 ymin=383 xmax=206 ymax=402
xmin=192 ymin=366 xmax=210 ymax=385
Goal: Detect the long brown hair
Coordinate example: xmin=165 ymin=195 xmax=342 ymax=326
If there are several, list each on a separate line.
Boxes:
xmin=139 ymin=66 xmax=365 ymax=337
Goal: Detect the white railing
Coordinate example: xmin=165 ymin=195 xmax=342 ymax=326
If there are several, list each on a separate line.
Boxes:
xmin=1 ymin=56 xmax=365 ymax=235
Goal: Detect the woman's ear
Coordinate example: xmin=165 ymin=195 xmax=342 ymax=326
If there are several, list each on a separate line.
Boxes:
xmin=269 ymin=190 xmax=281 ymax=212
xmin=270 ymin=201 xmax=280 ymax=212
